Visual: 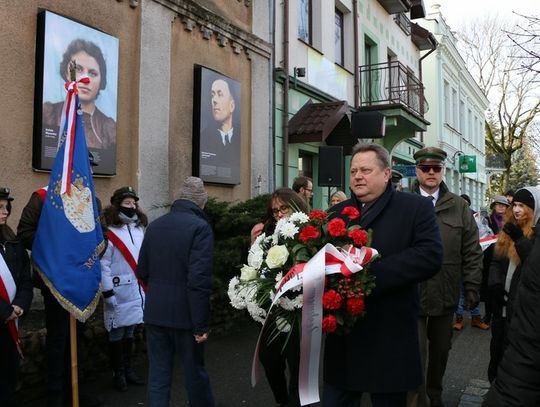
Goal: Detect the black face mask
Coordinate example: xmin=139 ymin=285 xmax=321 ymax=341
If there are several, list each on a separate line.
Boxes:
xmin=119 ymin=206 xmax=136 ymax=218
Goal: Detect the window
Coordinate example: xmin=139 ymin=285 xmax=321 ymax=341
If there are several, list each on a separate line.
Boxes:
xmin=335 ymin=9 xmax=344 ymax=65
xmin=452 ymin=88 xmax=458 ymax=129
xmin=298 ymin=152 xmax=313 ymax=179
xmin=443 ymin=81 xmax=450 ymax=124
xmin=298 ymin=0 xmax=312 ymax=44
xmin=459 ymin=100 xmax=465 ymax=133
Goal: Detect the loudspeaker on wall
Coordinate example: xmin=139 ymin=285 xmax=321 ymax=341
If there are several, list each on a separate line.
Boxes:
xmin=351 ymin=111 xmax=386 ymax=139
xmin=318 ymin=146 xmax=343 ymax=187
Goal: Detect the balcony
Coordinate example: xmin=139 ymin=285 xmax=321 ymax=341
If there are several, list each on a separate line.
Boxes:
xmin=359 ymin=61 xmax=426 ymax=118
xmin=376 ymin=0 xmax=412 ymax=14
xmin=394 ymin=12 xmax=411 ymax=35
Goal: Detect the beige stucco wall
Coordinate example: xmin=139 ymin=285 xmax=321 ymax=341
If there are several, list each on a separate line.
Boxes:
xmin=0 ymin=0 xmax=140 ymax=222
xmin=167 ymin=0 xmax=256 ymax=203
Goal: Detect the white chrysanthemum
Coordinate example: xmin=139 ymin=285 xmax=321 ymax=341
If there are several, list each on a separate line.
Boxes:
xmin=227 ymin=277 xmax=246 ymax=309
xmin=247 ymin=242 xmax=264 ymax=269
xmin=279 ymin=222 xmax=299 ymax=239
xmin=292 ymin=294 xmax=303 ymax=308
xmin=278 ymin=296 xmax=297 ymax=311
xmin=289 ymin=212 xmax=309 ymax=224
xmin=275 ymin=272 xmax=283 ymax=283
xmin=247 ymin=301 xmax=267 ymax=324
xmin=275 ymin=317 xmax=292 ymax=333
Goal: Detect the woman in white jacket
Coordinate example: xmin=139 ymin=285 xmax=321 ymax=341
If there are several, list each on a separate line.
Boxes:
xmin=101 ymin=186 xmax=147 ymax=391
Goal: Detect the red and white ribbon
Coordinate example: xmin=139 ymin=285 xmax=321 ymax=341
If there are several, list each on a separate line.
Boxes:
xmin=107 ymin=229 xmax=147 ymax=292
xmin=251 ymin=243 xmax=378 ymax=406
xmin=59 ymin=77 xmax=90 ymax=195
xmin=480 ymin=234 xmax=498 ymax=251
xmin=0 ymin=252 xmax=23 ymax=357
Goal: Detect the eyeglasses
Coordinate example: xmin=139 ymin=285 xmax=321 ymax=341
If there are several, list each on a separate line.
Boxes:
xmin=417 ymin=165 xmax=443 ymax=174
xmin=272 ymin=205 xmax=291 ymax=215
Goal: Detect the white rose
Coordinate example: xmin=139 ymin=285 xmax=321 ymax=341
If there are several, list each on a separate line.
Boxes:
xmin=239 ymin=265 xmax=258 ymax=281
xmin=266 ymin=245 xmax=289 ymax=269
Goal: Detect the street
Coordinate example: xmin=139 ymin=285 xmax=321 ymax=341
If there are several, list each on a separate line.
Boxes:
xmin=20 ymin=314 xmax=491 ymax=407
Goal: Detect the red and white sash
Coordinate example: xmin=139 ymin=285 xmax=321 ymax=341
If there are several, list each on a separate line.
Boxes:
xmin=0 ymin=253 xmax=23 ymax=357
xmin=107 ymin=229 xmax=146 ymax=292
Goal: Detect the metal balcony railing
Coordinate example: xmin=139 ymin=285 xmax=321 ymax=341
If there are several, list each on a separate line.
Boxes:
xmin=394 ymin=12 xmax=411 ymax=35
xmin=359 ymin=61 xmax=426 ymax=117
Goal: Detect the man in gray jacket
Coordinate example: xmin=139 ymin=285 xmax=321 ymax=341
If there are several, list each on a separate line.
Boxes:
xmin=137 ymin=176 xmax=215 ymax=407
xmin=409 ymin=147 xmax=483 ymax=407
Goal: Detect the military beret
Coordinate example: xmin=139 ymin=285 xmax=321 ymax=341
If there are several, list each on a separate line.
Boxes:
xmin=391 ymin=169 xmax=403 ymax=182
xmin=413 ymin=147 xmax=447 ymax=163
xmin=0 ymin=187 xmax=14 ymax=201
xmin=111 ymin=186 xmax=139 ymax=205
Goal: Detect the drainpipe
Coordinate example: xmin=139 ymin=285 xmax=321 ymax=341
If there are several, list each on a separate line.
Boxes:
xmin=270 ymin=0 xmax=276 ymax=191
xmin=282 ymin=0 xmax=290 ymax=187
xmin=353 ymin=0 xmax=359 ymax=108
xmin=418 ymin=43 xmax=437 ymax=143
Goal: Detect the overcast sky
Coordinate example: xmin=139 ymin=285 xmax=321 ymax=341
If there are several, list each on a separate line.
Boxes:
xmin=423 ymin=0 xmax=539 ymax=29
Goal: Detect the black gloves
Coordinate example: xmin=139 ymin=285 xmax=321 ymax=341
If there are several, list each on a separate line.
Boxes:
xmin=465 ymin=289 xmax=480 ymax=311
xmin=503 ymin=222 xmax=523 ymax=241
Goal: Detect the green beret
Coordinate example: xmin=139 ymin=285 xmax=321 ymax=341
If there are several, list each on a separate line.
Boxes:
xmin=413 ymin=147 xmax=447 ymax=163
xmin=391 ymin=169 xmax=403 ymax=182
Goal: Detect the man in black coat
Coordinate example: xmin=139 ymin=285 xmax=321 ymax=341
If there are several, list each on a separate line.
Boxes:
xmin=137 ymin=176 xmax=215 ymax=407
xmin=323 ymin=143 xmax=443 ymax=407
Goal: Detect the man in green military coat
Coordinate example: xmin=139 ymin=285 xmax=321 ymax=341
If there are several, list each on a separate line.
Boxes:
xmin=408 ymin=147 xmax=483 ymax=407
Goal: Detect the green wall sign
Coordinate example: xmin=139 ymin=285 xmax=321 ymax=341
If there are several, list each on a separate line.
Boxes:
xmin=459 ymin=155 xmax=477 ymax=173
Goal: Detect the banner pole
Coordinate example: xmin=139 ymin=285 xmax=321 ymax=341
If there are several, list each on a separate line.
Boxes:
xmin=70 ymin=315 xmax=80 ymax=407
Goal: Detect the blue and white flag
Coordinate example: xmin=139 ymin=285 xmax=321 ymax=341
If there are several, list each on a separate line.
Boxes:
xmin=32 ymin=78 xmax=105 ymax=322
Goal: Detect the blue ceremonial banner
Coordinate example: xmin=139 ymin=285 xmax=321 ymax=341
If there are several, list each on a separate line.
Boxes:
xmin=32 ymin=80 xmax=105 ymax=322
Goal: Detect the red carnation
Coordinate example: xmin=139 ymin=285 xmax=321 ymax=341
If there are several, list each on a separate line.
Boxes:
xmin=299 ymin=225 xmax=320 ymax=243
xmin=327 ymin=218 xmax=347 ymax=237
xmin=346 ymin=297 xmax=365 ymax=316
xmin=323 ymin=289 xmax=342 ymax=310
xmin=341 ymin=206 xmax=360 ymax=220
xmin=348 ymin=228 xmax=368 ymax=247
xmin=322 ymin=314 xmax=337 ymax=333
xmin=309 ymin=209 xmax=327 ymax=221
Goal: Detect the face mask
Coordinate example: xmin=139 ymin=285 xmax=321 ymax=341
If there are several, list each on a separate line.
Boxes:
xmin=119 ymin=206 xmax=136 ymax=218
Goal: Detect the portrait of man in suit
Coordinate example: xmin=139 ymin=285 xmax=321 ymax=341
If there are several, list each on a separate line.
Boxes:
xmin=196 ymin=67 xmax=241 ymax=185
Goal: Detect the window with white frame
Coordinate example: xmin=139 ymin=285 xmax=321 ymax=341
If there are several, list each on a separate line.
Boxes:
xmin=459 ymin=100 xmax=465 ymax=134
xmin=444 ymin=81 xmax=450 ymax=125
xmin=452 ymin=88 xmax=458 ymax=129
xmin=335 ymin=8 xmax=344 ymax=66
xmin=298 ymin=0 xmax=312 ymax=44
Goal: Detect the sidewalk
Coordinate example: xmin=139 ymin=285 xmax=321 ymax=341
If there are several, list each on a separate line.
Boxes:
xmin=19 ymin=314 xmax=493 ymax=406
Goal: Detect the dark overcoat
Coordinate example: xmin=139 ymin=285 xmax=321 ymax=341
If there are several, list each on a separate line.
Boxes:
xmin=323 ymin=182 xmax=443 ymax=393
xmin=137 ymin=199 xmax=213 ymax=335
xmin=484 ymin=221 xmax=540 ymax=407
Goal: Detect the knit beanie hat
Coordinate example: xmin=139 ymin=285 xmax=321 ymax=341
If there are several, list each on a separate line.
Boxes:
xmin=178 ymin=176 xmax=208 ymax=208
xmin=513 ymin=188 xmax=535 ymax=210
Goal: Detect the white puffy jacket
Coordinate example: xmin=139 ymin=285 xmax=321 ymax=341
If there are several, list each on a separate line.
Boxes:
xmin=101 ymin=223 xmax=145 ymax=331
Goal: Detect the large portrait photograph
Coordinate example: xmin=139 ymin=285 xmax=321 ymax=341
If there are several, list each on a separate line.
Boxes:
xmin=33 ymin=10 xmax=119 ymax=175
xmin=193 ymin=66 xmax=241 ymax=185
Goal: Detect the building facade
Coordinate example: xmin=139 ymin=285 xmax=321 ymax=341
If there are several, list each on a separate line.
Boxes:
xmin=273 ymin=0 xmax=437 ymax=206
xmin=419 ymin=4 xmax=489 ymax=210
xmin=0 ymin=0 xmax=272 ymax=221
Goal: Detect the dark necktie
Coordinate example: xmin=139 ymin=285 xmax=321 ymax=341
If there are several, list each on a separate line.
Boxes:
xmin=428 ymin=195 xmax=435 ymax=206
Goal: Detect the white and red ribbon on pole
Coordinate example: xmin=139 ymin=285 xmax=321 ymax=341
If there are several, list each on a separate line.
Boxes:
xmin=251 ymin=244 xmax=378 ymax=406
xmin=480 ymin=234 xmax=498 ymax=251
xmin=59 ymin=77 xmax=90 ymax=196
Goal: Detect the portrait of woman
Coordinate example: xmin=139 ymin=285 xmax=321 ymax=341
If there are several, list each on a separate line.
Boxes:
xmin=35 ymin=10 xmax=119 ymax=175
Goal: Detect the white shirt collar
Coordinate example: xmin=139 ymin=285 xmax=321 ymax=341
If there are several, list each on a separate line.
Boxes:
xmin=218 ymin=128 xmax=234 ymax=146
xmin=419 ymin=187 xmax=440 ymax=205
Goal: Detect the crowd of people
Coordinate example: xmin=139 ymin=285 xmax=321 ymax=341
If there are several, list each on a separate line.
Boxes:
xmin=2 ymin=142 xmax=539 ymax=407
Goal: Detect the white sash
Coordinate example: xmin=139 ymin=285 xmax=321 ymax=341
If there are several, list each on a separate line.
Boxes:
xmin=0 ymin=252 xmax=16 ymax=302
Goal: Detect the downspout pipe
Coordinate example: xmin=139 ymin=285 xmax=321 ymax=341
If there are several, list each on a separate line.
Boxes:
xmin=282 ymin=0 xmax=290 ymax=187
xmin=353 ymin=0 xmax=359 ymax=109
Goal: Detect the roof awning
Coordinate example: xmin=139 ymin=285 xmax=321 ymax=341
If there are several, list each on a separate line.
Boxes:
xmin=288 ymin=100 xmax=354 ymax=152
xmin=411 ymin=22 xmax=437 ymax=51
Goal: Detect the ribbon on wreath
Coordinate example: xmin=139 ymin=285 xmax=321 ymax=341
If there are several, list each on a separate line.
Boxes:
xmin=251 ymin=243 xmax=378 ymax=406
